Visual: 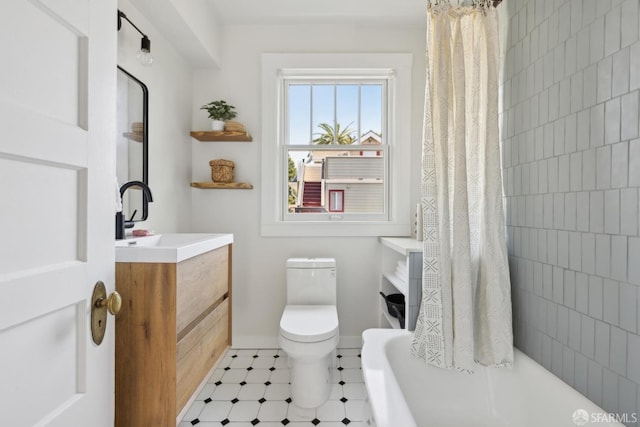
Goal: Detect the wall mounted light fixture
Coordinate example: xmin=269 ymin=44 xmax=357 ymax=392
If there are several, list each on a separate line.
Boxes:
xmin=117 ymin=10 xmax=154 ymax=66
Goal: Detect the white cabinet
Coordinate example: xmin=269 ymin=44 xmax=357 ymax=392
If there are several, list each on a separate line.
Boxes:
xmin=379 ymin=237 xmax=423 ymax=331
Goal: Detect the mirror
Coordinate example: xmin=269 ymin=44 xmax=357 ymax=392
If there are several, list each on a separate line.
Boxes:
xmin=116 ymin=66 xmax=149 ymax=222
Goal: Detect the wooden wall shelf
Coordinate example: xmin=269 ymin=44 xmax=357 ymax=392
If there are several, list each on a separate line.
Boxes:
xmin=122 ymin=132 xmax=143 ymax=142
xmin=190 ymin=131 xmax=252 ymax=142
xmin=191 ymin=182 xmax=253 ymax=189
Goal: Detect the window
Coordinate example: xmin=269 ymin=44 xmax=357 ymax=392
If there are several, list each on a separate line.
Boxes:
xmin=261 ymin=54 xmax=412 ymax=236
xmin=285 ymin=79 xmax=387 ymax=220
xmin=328 ymin=190 xmax=344 ymax=212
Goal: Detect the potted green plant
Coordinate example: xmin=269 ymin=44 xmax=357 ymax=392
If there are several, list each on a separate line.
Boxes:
xmin=200 ymin=100 xmax=237 ymax=131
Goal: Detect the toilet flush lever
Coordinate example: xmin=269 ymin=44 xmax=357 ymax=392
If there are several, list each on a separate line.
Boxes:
xmin=90 ymin=281 xmax=122 ymax=345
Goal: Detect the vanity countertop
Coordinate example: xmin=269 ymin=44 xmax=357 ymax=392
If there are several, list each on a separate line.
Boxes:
xmin=116 ymin=233 xmax=233 ymax=263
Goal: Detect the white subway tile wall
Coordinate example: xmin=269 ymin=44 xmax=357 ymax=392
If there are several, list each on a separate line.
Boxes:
xmin=503 ymin=0 xmax=640 ymax=424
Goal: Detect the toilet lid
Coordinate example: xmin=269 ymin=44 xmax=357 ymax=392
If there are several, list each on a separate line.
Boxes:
xmin=280 ymin=305 xmax=339 ymax=343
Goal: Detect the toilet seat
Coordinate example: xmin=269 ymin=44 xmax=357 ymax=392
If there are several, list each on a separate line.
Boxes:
xmin=280 ymin=305 xmax=338 ymax=343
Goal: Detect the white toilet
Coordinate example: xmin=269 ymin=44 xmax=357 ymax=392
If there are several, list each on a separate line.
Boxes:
xmin=279 ymin=258 xmax=339 ymax=408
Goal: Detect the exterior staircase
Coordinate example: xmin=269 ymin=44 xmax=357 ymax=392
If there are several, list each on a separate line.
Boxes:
xmin=302 ymin=181 xmax=322 ymax=207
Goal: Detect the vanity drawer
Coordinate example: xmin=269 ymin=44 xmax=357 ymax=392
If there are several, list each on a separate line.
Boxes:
xmin=176 ymin=298 xmax=229 ymax=412
xmin=176 ymin=246 xmax=229 ymax=334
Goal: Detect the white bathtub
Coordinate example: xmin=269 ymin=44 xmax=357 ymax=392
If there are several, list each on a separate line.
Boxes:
xmin=361 ymin=329 xmax=624 ymax=427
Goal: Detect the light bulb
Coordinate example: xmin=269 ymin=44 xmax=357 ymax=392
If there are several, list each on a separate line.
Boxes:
xmin=137 ymin=49 xmax=154 ymax=66
xmin=137 ymin=36 xmax=153 ymax=66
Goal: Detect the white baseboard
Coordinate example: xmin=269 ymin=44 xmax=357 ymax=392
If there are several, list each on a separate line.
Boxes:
xmin=232 ymin=335 xmax=279 ymax=349
xmin=231 ymin=335 xmax=362 ymax=349
xmin=338 ymin=335 xmax=362 ymax=348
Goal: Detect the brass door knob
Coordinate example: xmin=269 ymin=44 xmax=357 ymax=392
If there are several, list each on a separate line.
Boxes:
xmin=96 ymin=291 xmax=122 ymax=316
xmin=91 ymin=281 xmax=122 ymax=345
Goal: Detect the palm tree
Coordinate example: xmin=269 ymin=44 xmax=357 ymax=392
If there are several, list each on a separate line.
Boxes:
xmin=288 ymin=155 xmax=297 ymax=182
xmin=287 ymin=155 xmax=297 ymax=206
xmin=313 ymin=122 xmax=355 ymax=145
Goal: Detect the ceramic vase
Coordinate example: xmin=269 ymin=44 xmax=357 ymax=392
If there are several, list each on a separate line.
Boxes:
xmin=211 ymin=120 xmax=225 ymax=131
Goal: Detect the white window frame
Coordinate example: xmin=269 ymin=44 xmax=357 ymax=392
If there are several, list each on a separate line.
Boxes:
xmin=261 ymin=53 xmax=412 ymax=237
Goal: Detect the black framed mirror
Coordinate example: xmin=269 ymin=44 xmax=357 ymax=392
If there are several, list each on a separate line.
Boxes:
xmin=116 ymin=66 xmax=149 ymax=222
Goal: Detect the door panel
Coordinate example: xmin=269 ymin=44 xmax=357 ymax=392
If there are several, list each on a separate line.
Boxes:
xmin=4 ymin=304 xmax=85 ymax=426
xmin=0 ymin=0 xmax=87 ymax=127
xmin=0 ymin=157 xmax=82 ymax=275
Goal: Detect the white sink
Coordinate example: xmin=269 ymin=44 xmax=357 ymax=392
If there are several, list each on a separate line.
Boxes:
xmin=115 ymin=233 xmax=233 ymax=263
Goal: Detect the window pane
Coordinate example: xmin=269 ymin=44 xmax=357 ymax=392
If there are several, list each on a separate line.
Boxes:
xmin=336 ymin=84 xmax=358 ymax=145
xmin=287 ymin=148 xmax=384 ymax=214
xmin=312 ymin=85 xmax=335 ymax=144
xmin=287 ymin=150 xmax=308 ymax=212
xmin=288 ymin=84 xmax=311 ymax=145
xmin=360 ymin=84 xmax=383 ymax=142
xmin=329 ymin=190 xmax=344 ymax=212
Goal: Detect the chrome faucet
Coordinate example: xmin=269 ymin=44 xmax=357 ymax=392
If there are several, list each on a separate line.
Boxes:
xmin=116 ymin=180 xmax=153 ymax=240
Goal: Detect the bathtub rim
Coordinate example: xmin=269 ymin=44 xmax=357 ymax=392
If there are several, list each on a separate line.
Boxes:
xmin=361 ymin=328 xmax=625 ymax=427
xmin=362 ymin=328 xmax=417 ymax=427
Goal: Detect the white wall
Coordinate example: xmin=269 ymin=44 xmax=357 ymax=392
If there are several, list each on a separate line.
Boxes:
xmin=117 ymin=0 xmax=193 ymax=233
xmin=130 ymin=0 xmax=221 ymax=67
xmin=190 ymin=23 xmax=426 ymax=347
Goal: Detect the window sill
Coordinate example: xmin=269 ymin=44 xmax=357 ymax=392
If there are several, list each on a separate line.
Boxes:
xmin=261 ymin=221 xmax=410 ymax=237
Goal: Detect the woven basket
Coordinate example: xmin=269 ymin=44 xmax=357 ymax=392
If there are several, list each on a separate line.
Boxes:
xmin=209 ymin=159 xmax=235 ymax=183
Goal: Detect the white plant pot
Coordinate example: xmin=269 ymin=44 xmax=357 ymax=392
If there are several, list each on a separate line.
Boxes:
xmin=211 ymin=120 xmax=225 ymax=131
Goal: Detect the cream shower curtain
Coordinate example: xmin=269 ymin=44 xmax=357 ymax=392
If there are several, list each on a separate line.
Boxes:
xmin=411 ymin=0 xmax=513 ymax=371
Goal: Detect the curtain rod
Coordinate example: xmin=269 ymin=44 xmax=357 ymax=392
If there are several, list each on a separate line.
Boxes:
xmin=430 ymin=1 xmax=503 ymax=7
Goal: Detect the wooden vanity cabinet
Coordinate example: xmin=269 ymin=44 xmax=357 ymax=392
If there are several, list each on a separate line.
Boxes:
xmin=115 ymin=244 xmax=232 ymax=426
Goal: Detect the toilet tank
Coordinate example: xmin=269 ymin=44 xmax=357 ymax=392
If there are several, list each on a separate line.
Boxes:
xmin=286 ymin=258 xmax=336 ymax=305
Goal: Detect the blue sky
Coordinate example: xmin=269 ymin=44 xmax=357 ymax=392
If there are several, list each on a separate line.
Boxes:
xmin=287 ymin=83 xmax=383 ymax=145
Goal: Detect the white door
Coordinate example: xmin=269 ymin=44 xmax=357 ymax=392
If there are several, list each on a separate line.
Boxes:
xmin=0 ymin=0 xmax=116 ymax=426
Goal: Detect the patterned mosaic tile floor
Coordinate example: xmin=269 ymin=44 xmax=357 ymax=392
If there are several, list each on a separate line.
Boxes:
xmin=178 ymin=348 xmax=371 ymax=427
